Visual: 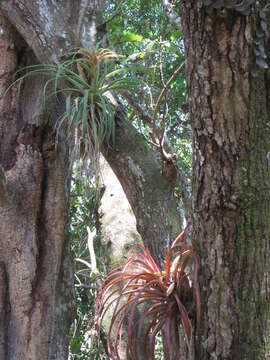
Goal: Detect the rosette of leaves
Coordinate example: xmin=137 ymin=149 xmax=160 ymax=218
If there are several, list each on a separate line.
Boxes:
xmin=10 ymin=48 xmax=138 ymax=172
xmin=201 ymin=0 xmax=254 ymax=15
xmin=96 ymin=230 xmax=200 ymax=359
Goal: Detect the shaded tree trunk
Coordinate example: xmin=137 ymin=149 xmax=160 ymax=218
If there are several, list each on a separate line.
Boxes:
xmin=0 ymin=1 xmax=183 ymax=359
xmin=0 ymin=1 xmax=104 ymax=357
xmin=0 ymin=15 xmax=74 ymax=359
xmin=99 ymin=156 xmax=141 ymax=271
xmin=0 ymin=0 xmax=182 ymax=269
xmin=103 ymin=116 xmax=182 ymax=268
xmin=99 ymin=157 xmax=143 ymax=360
xmin=180 ymin=2 xmax=270 ymax=358
xmin=102 ymin=119 xmax=182 ymax=360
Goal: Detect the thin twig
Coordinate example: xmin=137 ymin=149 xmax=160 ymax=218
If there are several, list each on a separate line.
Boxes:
xmin=120 ymin=90 xmax=153 ymax=125
xmin=87 ymin=226 xmax=97 ymax=272
xmin=158 ymin=47 xmax=169 ymax=146
xmin=158 ymin=43 xmax=169 ymax=138
xmin=152 ymin=61 xmax=185 ymax=129
xmin=120 ymin=92 xmax=191 ymax=219
xmin=144 ymin=82 xmax=154 ymax=110
xmin=107 ymin=0 xmax=126 ymax=22
xmin=98 ymin=0 xmax=127 ymax=29
xmin=159 ymin=102 xmax=169 ymax=148
xmin=159 ymin=44 xmax=166 ymax=88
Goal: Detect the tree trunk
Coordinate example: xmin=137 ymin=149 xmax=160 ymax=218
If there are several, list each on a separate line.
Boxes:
xmin=0 ymin=2 xmax=105 ymax=358
xmin=0 ymin=1 xmax=183 ymax=358
xmin=102 ymin=120 xmax=182 ymax=359
xmin=99 ymin=156 xmax=141 ymax=271
xmin=180 ymin=2 xmax=270 ymax=358
xmin=0 ymin=0 xmax=183 ymax=270
xmin=103 ymin=116 xmax=182 ymax=268
xmin=0 ymin=15 xmax=74 ymax=359
xmin=99 ymin=157 xmax=143 ymax=360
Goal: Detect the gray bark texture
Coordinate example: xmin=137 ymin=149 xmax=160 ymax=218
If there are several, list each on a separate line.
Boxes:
xmin=103 ymin=116 xmax=182 ymax=268
xmin=99 ymin=156 xmax=141 ymax=271
xmin=0 ymin=15 xmax=74 ymax=360
xmin=0 ymin=0 xmax=182 ymax=359
xmin=180 ymin=2 xmax=270 ymax=359
xmin=0 ymin=1 xmax=182 ymax=268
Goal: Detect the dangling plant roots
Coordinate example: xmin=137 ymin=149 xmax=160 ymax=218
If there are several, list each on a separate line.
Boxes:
xmin=96 ymin=230 xmax=200 ymax=359
xmin=8 ymin=48 xmax=138 ymax=175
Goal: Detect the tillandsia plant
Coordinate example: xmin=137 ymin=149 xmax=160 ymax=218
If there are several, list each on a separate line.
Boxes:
xmin=9 ymin=48 xmax=139 ymax=173
xmin=96 ymin=229 xmax=200 ymax=359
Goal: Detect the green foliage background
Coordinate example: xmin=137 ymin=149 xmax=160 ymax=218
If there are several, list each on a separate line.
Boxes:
xmin=69 ymin=1 xmax=192 ymax=358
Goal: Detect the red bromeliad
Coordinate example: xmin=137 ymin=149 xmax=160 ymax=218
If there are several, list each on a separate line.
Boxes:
xmin=96 ymin=230 xmax=200 ymax=359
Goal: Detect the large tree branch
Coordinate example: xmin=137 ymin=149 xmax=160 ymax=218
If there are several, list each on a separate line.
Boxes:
xmin=120 ymin=90 xmax=191 ymax=219
xmin=0 ymin=0 xmax=101 ymax=62
xmin=120 ymin=90 xmax=154 ymax=125
xmin=102 ymin=115 xmax=182 ymax=266
xmin=0 ymin=0 xmax=188 ymax=264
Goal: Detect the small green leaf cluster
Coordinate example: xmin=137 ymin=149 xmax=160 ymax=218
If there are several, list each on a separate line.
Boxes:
xmin=106 ymin=0 xmax=187 ymax=131
xmin=69 ymin=168 xmax=107 ymax=359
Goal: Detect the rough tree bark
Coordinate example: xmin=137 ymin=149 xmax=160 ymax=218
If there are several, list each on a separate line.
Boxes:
xmin=0 ymin=0 xmax=183 ymax=267
xmin=102 ymin=119 xmax=182 ymax=360
xmin=180 ymin=2 xmax=270 ymax=358
xmin=0 ymin=1 xmax=183 ymax=359
xmin=0 ymin=15 xmax=74 ymax=359
xmin=0 ymin=1 xmax=104 ymax=358
xmin=103 ymin=116 xmax=182 ymax=267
